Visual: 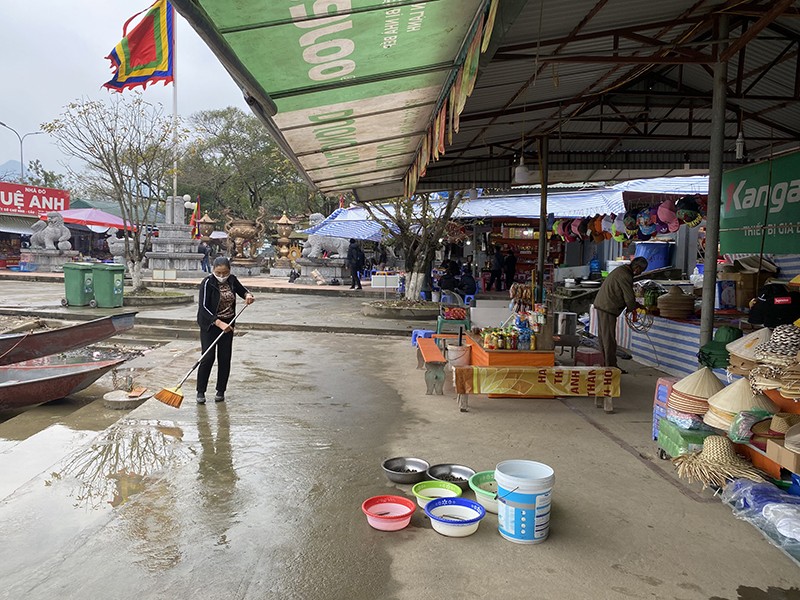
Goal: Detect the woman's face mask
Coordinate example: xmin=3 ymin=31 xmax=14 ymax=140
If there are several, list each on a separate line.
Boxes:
xmin=213 ymin=268 xmax=230 ymax=283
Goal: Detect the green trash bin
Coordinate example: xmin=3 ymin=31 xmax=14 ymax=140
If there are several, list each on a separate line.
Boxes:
xmin=92 ymin=263 xmax=125 ymax=308
xmin=62 ymin=263 xmax=96 ymax=307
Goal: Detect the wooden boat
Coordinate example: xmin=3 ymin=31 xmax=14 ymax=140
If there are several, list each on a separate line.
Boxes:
xmin=0 ymin=359 xmax=126 ymax=410
xmin=0 ymin=312 xmax=136 ymax=366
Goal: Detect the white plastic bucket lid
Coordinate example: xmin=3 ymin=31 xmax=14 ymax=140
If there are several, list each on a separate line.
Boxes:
xmin=495 ymin=460 xmax=555 ymax=491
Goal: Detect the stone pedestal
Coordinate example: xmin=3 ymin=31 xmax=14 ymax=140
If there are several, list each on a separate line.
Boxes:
xmin=270 ymin=267 xmax=294 ymax=278
xmin=20 ymin=249 xmax=80 ymax=272
xmin=294 ymin=257 xmax=348 ymax=284
xmin=145 ymin=199 xmax=203 ymax=277
xmin=230 ymin=260 xmax=260 ymax=278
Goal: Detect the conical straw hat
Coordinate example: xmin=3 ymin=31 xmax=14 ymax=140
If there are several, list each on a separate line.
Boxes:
xmin=672 ymin=367 xmax=726 ymax=399
xmin=726 ymin=328 xmax=771 ymax=361
xmin=707 ymin=378 xmax=778 ymax=413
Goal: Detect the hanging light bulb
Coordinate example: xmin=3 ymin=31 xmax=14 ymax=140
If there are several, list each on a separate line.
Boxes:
xmin=735 ymin=131 xmax=745 ymax=160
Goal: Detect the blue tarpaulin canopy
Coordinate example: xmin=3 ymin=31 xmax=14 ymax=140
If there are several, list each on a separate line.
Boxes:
xmin=301 ymin=176 xmax=710 ymax=240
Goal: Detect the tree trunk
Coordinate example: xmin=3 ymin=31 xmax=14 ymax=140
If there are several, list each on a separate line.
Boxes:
xmin=404 ymin=255 xmax=433 ymax=300
xmin=129 ymin=260 xmax=145 ymax=293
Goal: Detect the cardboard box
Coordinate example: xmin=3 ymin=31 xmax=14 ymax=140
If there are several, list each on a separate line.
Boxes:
xmin=718 ymin=272 xmax=771 ymax=311
xmin=766 ymin=439 xmax=800 ymax=475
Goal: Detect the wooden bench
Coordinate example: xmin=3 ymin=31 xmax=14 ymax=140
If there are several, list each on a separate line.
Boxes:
xmin=416 ymin=337 xmax=447 ymax=395
xmin=453 ymin=365 xmax=621 ymax=413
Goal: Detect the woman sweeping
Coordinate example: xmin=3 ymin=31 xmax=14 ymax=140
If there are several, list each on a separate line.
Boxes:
xmin=196 ymin=257 xmax=255 ymax=404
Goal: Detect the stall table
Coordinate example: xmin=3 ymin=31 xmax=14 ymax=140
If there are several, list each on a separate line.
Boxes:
xmin=464 ymin=332 xmax=555 ymax=367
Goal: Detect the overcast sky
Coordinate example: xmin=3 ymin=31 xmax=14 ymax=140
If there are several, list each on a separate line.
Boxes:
xmin=0 ymin=1 xmax=245 ymax=178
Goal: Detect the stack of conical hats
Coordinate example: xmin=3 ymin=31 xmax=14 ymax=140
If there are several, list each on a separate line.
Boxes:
xmin=667 ymin=367 xmax=725 ymax=415
xmin=657 ymin=287 xmax=695 ymax=319
xmin=726 ymin=328 xmax=771 ymax=377
xmin=703 ymin=378 xmax=778 ymax=431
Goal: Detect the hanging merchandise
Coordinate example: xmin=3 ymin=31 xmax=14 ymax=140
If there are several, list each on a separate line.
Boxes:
xmin=676 ymin=195 xmax=703 ymax=227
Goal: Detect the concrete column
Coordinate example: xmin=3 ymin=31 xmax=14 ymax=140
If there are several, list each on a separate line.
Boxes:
xmin=699 ymin=15 xmax=729 ymax=346
xmin=537 ymin=136 xmax=548 ymax=303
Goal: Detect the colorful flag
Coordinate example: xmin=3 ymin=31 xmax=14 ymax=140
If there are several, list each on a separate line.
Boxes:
xmin=190 ymin=196 xmax=201 ymax=238
xmin=104 ymin=0 xmax=175 ymax=92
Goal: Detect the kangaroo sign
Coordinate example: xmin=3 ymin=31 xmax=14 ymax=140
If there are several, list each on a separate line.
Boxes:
xmin=720 ymin=151 xmax=800 ymax=254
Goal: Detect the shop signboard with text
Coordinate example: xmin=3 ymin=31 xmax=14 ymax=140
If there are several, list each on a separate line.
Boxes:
xmin=0 ymin=182 xmax=70 ymax=216
xmin=720 ymin=151 xmax=800 ymax=254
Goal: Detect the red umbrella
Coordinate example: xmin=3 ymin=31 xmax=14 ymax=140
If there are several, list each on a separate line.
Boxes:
xmin=41 ymin=208 xmax=136 ymax=231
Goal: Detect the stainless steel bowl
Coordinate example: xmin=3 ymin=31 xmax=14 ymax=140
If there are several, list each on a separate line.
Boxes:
xmin=426 ymin=464 xmax=476 ymax=491
xmin=382 ymin=457 xmax=430 ymax=484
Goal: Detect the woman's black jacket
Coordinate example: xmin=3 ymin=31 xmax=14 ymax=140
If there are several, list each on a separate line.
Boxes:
xmin=197 ymin=274 xmax=250 ymax=332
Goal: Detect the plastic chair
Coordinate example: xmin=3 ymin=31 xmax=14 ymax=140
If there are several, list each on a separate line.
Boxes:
xmin=411 ymin=329 xmax=434 ymax=347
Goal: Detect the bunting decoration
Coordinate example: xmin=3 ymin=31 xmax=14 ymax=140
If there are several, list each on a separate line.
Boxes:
xmin=103 ymin=0 xmax=175 ymax=92
xmin=404 ymin=0 xmax=498 ymax=198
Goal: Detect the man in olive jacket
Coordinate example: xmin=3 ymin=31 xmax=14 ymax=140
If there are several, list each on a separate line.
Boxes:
xmin=593 ymin=257 xmax=648 ymax=371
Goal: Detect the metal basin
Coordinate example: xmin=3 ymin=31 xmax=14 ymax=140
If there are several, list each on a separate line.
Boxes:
xmin=381 ymin=457 xmax=430 ymax=484
xmin=426 ymin=464 xmax=476 ymax=491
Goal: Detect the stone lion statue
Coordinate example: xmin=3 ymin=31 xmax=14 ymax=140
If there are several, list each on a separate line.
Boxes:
xmin=106 ymin=229 xmax=127 ymax=258
xmin=302 ymin=234 xmax=350 ymax=259
xmin=302 ymin=212 xmax=350 ymax=259
xmin=30 ymin=212 xmax=72 ymax=251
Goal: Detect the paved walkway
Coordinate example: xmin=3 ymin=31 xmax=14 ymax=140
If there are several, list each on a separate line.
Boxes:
xmin=0 ymin=279 xmax=797 ymax=599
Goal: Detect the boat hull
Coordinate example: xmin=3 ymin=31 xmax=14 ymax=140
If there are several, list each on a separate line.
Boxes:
xmin=0 ymin=359 xmax=126 ymax=410
xmin=0 ymin=313 xmax=136 ymax=366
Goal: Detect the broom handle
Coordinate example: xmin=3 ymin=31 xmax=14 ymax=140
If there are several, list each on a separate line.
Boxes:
xmin=176 ymin=302 xmax=250 ymax=389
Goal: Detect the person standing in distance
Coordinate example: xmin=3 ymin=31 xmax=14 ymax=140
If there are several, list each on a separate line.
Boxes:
xmin=347 ymin=238 xmax=365 ymax=290
xmin=487 ymin=245 xmax=505 ymax=291
xmin=593 ymin=257 xmax=648 ymax=373
xmin=196 ymin=257 xmax=255 ymax=403
xmin=198 ymin=240 xmax=212 ymax=273
xmin=504 ymin=248 xmax=517 ymax=290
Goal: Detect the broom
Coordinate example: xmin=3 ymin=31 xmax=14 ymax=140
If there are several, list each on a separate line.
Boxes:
xmin=154 ymin=303 xmax=250 ymax=408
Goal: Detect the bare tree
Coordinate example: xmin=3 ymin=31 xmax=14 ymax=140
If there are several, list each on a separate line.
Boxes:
xmin=363 ymin=192 xmax=463 ymax=300
xmin=42 ymin=94 xmax=182 ymax=291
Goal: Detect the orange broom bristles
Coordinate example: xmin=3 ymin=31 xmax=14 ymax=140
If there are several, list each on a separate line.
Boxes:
xmin=154 ymin=386 xmax=184 ymax=408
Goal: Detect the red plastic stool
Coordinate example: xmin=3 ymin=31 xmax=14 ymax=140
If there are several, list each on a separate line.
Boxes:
xmin=575 ymin=347 xmax=604 ymax=367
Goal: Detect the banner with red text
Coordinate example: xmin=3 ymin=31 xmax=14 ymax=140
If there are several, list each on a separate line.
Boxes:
xmin=0 ymin=182 xmax=70 ymax=216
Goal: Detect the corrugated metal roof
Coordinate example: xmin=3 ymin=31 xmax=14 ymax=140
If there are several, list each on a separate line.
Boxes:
xmin=176 ymin=0 xmax=800 ymax=197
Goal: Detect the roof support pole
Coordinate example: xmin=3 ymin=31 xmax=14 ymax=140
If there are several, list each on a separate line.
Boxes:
xmin=537 ymin=136 xmax=549 ymax=304
xmin=699 ymin=15 xmax=729 ymax=347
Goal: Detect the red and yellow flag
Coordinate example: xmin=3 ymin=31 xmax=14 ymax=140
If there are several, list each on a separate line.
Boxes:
xmin=104 ymin=0 xmax=175 ymax=92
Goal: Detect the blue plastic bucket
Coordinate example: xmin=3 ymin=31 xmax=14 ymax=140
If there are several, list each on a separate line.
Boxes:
xmin=634 ymin=241 xmax=673 ymax=271
xmin=495 ymin=460 xmax=555 ymax=544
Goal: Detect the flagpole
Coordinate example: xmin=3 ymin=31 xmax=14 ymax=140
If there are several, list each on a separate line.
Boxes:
xmin=171 ymin=1 xmax=178 ymax=209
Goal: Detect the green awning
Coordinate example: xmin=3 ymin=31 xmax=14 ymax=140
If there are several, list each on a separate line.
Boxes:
xmin=175 ymin=0 xmax=496 ymax=198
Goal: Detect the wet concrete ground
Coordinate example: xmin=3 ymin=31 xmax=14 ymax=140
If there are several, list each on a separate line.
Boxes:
xmin=1 ymin=281 xmax=799 ymax=599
